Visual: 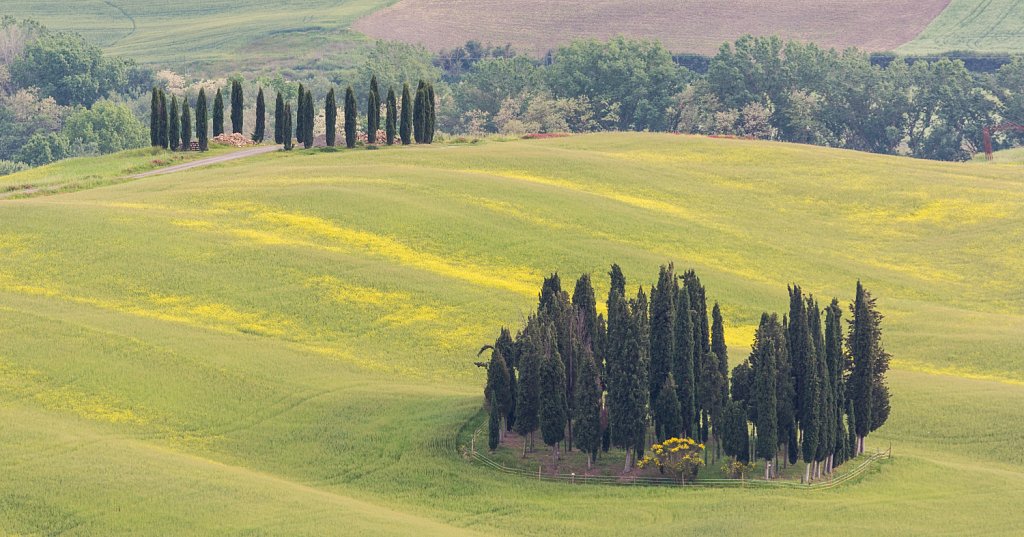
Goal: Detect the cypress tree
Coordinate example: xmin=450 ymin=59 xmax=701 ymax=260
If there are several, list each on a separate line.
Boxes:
xmin=213 ymin=89 xmax=224 ymax=137
xmin=674 ymin=282 xmax=697 ymax=438
xmin=848 ymin=282 xmax=890 ymax=455
xmin=683 ymin=270 xmax=710 ymax=354
xmin=253 ymin=88 xmax=265 ymax=143
xmin=630 ymin=287 xmax=651 ymax=458
xmin=158 ymin=90 xmax=168 ymax=149
xmin=808 ymin=297 xmax=832 ymax=477
xmin=344 ymin=86 xmax=357 ymax=149
xmin=649 ymin=264 xmax=676 ymax=432
xmin=752 ymin=313 xmax=780 ymax=478
xmin=574 ymin=349 xmax=602 ymax=468
xmin=711 ymin=302 xmax=728 ymax=379
xmin=426 ymin=83 xmax=436 ymax=143
xmin=488 ymin=391 xmax=501 ymax=452
xmin=789 ymin=285 xmax=812 ymax=429
xmin=325 ymin=88 xmax=337 ymax=147
xmin=385 ymin=87 xmax=397 ymax=146
xmin=413 ymin=80 xmax=426 ymax=143
xmin=606 ymin=292 xmax=636 ymax=470
xmin=168 ymin=95 xmax=180 ymax=151
xmin=485 ymin=348 xmax=512 ymax=441
xmin=180 ymin=100 xmax=192 ymax=150
xmin=295 ymin=85 xmax=305 ymax=145
xmin=495 ymin=328 xmax=517 ymax=430
xmin=282 ymin=104 xmax=293 ymax=151
xmin=514 ymin=319 xmax=542 ymax=454
xmin=654 ymin=374 xmax=683 ymax=441
xmin=825 ymin=298 xmax=847 ymax=466
xmin=571 ymin=273 xmax=600 ymax=371
xmin=539 ymin=328 xmax=567 ymax=458
xmin=367 ymin=75 xmax=380 ymax=144
xmin=400 ymin=83 xmax=413 ymax=145
xmin=196 ymin=89 xmax=208 ymax=151
xmin=303 ymin=91 xmax=314 ymax=149
xmin=722 ymin=399 xmax=750 ymax=464
xmin=230 ymin=80 xmax=243 ymax=134
xmin=274 ymin=92 xmax=284 ymax=144
xmin=150 ymin=88 xmax=160 ymax=146
xmin=776 ymin=315 xmax=797 ymax=469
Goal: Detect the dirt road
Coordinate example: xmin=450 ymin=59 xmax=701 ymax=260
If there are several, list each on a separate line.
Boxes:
xmin=130 ymin=145 xmax=282 ymax=179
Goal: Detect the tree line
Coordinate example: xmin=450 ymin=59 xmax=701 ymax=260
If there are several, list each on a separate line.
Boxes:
xmin=149 ymin=76 xmax=437 ymax=151
xmin=484 ymin=265 xmax=890 ymax=481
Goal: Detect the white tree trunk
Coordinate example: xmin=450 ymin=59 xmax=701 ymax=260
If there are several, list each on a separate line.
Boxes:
xmin=804 ymin=462 xmax=811 ymax=484
xmin=623 ymin=449 xmax=633 ymax=473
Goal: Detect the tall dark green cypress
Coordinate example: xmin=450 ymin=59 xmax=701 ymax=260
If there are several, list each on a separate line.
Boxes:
xmin=399 ymin=83 xmax=412 ymax=145
xmin=196 ymin=89 xmax=208 ymax=151
xmin=157 ymin=90 xmax=168 ymax=149
xmin=825 ymin=298 xmax=847 ymax=465
xmin=848 ymin=282 xmax=890 ymax=455
xmin=303 ymin=91 xmax=314 ymax=149
xmin=649 ymin=264 xmax=676 ymax=431
xmin=721 ymin=400 xmax=750 ymax=464
xmin=485 ymin=349 xmax=511 ymax=438
xmin=539 ymin=327 xmax=567 ymax=457
xmin=295 ymin=84 xmax=305 ymax=146
xmin=180 ymin=99 xmax=192 ymax=150
xmin=514 ymin=319 xmax=542 ymax=453
xmin=282 ymin=104 xmax=293 ymax=151
xmin=253 ymin=88 xmax=265 ymax=143
xmin=367 ymin=75 xmax=380 ymax=144
xmin=385 ymin=87 xmax=397 ymax=146
xmin=574 ymin=349 xmax=602 ymax=468
xmin=213 ymin=89 xmax=224 ymax=137
xmin=230 ymin=80 xmax=243 ymax=134
xmin=274 ymin=92 xmax=284 ymax=144
xmin=344 ymin=86 xmax=357 ymax=149
xmin=674 ymin=283 xmax=697 ymax=438
xmin=150 ymin=88 xmax=160 ymax=146
xmin=413 ymin=80 xmax=426 ymax=143
xmin=168 ymin=95 xmax=180 ymax=151
xmin=426 ymin=83 xmax=436 ymax=143
xmin=488 ymin=391 xmax=501 ymax=452
xmin=712 ymin=302 xmax=728 ymax=379
xmin=325 ymin=88 xmax=337 ymax=147
xmin=495 ymin=328 xmax=517 ymax=430
xmin=809 ymin=297 xmax=832 ymax=477
xmin=789 ymin=285 xmax=812 ymax=429
xmin=752 ymin=313 xmax=780 ymax=478
xmin=571 ymin=273 xmax=600 ymax=367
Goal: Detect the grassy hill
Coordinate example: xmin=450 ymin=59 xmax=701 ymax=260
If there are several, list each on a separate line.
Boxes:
xmin=1 ymin=134 xmax=1023 ymax=535
xmin=1 ymin=0 xmax=397 ymax=73
xmin=901 ymin=0 xmax=1024 ymax=54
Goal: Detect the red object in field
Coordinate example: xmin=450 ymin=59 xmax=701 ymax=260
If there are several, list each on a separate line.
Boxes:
xmin=983 ymin=122 xmax=1024 ymax=160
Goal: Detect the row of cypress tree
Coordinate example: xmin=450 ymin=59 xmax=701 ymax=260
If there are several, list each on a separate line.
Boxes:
xmin=150 ymin=87 xmax=206 ymax=151
xmin=484 ymin=265 xmax=891 ymax=481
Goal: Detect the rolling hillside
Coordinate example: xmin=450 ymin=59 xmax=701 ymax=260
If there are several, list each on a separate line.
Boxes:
xmin=901 ymin=0 xmax=1024 ymax=54
xmin=1 ymin=134 xmax=1023 ymax=535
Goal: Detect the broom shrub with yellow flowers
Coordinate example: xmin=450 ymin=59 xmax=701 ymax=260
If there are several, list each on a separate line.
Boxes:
xmin=636 ymin=437 xmax=705 ymax=483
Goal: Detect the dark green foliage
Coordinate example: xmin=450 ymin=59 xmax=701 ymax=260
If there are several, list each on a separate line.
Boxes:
xmin=538 ymin=273 xmax=563 ymax=314
xmin=295 ymin=85 xmax=305 ymax=146
xmin=495 ymin=328 xmax=517 ymax=430
xmin=485 ymin=349 xmax=512 ymax=423
xmin=425 ymin=83 xmax=436 ymax=143
xmin=711 ymin=302 xmax=728 ymax=378
xmin=157 ymin=90 xmax=168 ymax=149
xmin=344 ymin=86 xmax=357 ymax=149
xmin=196 ymin=89 xmax=208 ymax=151
xmin=253 ymin=88 xmax=265 ymax=143
xmin=150 ymin=88 xmax=160 ymax=146
xmin=180 ymin=100 xmax=191 ymax=150
xmin=274 ymin=93 xmax=284 ymax=144
xmin=573 ymin=349 xmax=602 ymax=463
xmin=282 ymin=104 xmax=293 ymax=151
xmin=212 ymin=89 xmax=224 ymax=137
xmin=649 ymin=264 xmax=675 ymax=410
xmin=230 ymin=80 xmax=243 ymax=134
xmin=571 ymin=273 xmax=600 ymax=365
xmin=539 ymin=329 xmax=567 ymax=450
xmin=731 ymin=360 xmax=753 ymax=407
xmin=653 ymin=374 xmax=683 ymax=441
xmin=682 ymin=270 xmax=709 ymax=354
xmin=752 ymin=313 xmax=780 ymax=464
xmin=488 ymin=391 xmax=501 ymax=452
xmin=514 ymin=320 xmax=542 ymax=442
xmin=168 ymin=96 xmax=179 ymax=151
xmin=788 ymin=285 xmax=813 ymax=428
xmin=385 ymin=88 xmax=397 ymax=146
xmin=629 ymin=287 xmax=651 ymax=456
xmin=400 ymin=83 xmax=412 ymax=145
xmin=303 ymin=91 xmax=314 ymax=149
xmin=849 ymin=282 xmax=891 ymax=445
xmin=825 ymin=298 xmax=848 ymax=463
xmin=673 ymin=283 xmax=697 ymax=438
xmin=721 ymin=400 xmax=750 ymax=463
xmin=413 ymin=80 xmax=426 ymax=143
xmin=367 ymin=75 xmax=380 ymax=144
xmin=325 ymin=89 xmax=337 ymax=147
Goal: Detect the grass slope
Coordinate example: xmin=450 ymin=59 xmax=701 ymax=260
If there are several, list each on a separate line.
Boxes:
xmin=901 ymin=0 xmax=1024 ymax=54
xmin=1 ymin=134 xmax=1023 ymax=535
xmin=354 ymin=0 xmax=949 ymax=56
xmin=1 ymin=0 xmax=397 ymax=73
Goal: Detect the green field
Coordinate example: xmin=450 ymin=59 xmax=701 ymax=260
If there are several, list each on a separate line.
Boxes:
xmin=1 ymin=0 xmax=396 ymax=73
xmin=901 ymin=0 xmax=1024 ymax=54
xmin=1 ymin=134 xmax=1023 ymax=535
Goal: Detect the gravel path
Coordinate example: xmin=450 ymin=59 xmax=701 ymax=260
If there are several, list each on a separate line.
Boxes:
xmin=130 ymin=145 xmax=282 ymax=179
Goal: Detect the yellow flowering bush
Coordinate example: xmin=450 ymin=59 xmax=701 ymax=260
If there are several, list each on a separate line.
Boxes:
xmin=636 ymin=437 xmax=705 ymax=483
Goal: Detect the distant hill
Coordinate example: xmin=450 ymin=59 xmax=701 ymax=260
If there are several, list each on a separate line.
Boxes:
xmin=900 ymin=0 xmax=1024 ymax=54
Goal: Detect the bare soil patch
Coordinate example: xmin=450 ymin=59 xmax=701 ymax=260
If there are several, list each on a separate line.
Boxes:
xmin=353 ymin=0 xmax=951 ymax=55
